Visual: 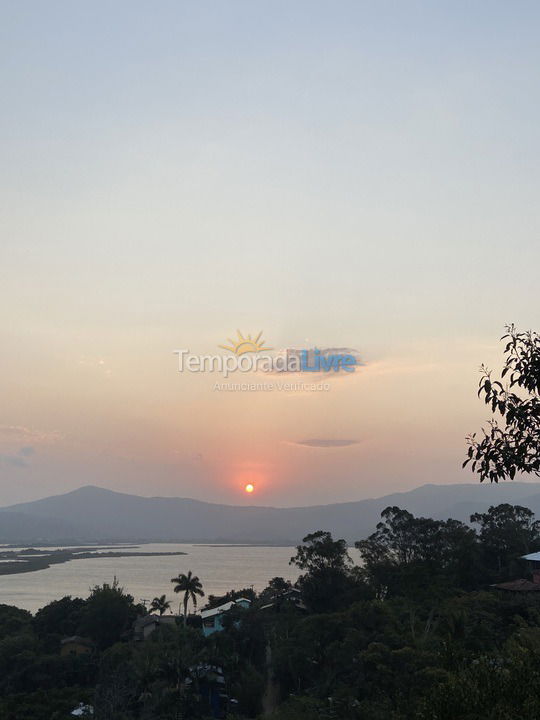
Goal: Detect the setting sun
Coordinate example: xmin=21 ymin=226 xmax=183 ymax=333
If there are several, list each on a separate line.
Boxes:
xmin=244 ymin=483 xmax=255 ymax=494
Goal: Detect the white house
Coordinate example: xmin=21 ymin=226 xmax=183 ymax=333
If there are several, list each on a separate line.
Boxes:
xmin=200 ymin=598 xmax=251 ymax=636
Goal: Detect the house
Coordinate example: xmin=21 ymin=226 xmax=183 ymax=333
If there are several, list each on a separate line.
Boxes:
xmin=522 ymin=551 xmax=540 ymax=584
xmin=200 ymin=598 xmax=251 ymax=637
xmin=70 ymin=703 xmax=94 ymax=717
xmin=259 ymin=587 xmax=306 ymax=613
xmin=133 ymin=613 xmax=179 ymax=641
xmin=492 ymin=553 xmax=540 ymax=593
xmin=60 ymin=636 xmax=93 ymax=656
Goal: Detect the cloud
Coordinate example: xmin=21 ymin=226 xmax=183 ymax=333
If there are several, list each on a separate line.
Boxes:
xmin=0 ymin=445 xmax=37 ymax=470
xmin=289 ymin=438 xmax=360 ymax=448
xmin=0 ymin=426 xmax=62 ymax=444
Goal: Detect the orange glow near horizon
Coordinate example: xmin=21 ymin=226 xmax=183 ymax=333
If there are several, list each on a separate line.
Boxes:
xmin=244 ymin=483 xmax=255 ymax=494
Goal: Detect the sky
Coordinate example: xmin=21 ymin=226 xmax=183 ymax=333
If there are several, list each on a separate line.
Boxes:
xmin=1 ymin=1 xmax=539 ymax=506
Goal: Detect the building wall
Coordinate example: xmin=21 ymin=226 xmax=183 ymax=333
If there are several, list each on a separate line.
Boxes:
xmin=202 ymin=600 xmax=251 ymax=637
xmin=60 ymin=643 xmax=91 ymax=656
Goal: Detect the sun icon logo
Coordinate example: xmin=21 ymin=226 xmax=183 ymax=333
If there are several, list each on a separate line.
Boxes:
xmin=219 ymin=330 xmax=272 ymax=355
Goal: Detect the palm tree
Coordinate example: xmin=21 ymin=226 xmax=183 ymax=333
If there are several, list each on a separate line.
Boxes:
xmin=170 ymin=570 xmax=204 ymax=622
xmin=150 ymin=594 xmax=171 ymax=616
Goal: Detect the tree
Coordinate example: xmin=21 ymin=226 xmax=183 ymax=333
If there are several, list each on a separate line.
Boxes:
xmin=80 ymin=579 xmax=140 ymax=650
xmin=290 ymin=531 xmax=351 ymax=573
xmin=356 ymin=507 xmax=480 ymax=597
xmin=0 ymin=604 xmax=33 ymax=637
xmin=170 ymin=570 xmax=204 ymax=622
xmin=464 ymin=324 xmax=540 ymax=482
xmin=149 ymin=594 xmax=171 ymax=616
xmin=33 ymin=596 xmax=85 ymax=639
xmin=259 ymin=577 xmax=292 ymax=604
xmin=290 ymin=531 xmax=354 ymax=612
xmin=470 ymin=503 xmax=540 ymax=579
xmin=267 ymin=576 xmax=292 ymax=593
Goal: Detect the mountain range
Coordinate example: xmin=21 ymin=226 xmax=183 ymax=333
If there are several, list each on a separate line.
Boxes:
xmin=2 ymin=482 xmax=540 ymax=544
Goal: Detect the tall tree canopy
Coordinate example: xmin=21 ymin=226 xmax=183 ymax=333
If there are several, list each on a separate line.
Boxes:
xmin=471 ymin=503 xmax=540 ymax=578
xmin=290 ymin=531 xmax=351 ymax=573
xmin=80 ymin=579 xmax=140 ymax=650
xmin=356 ymin=507 xmax=479 ymax=596
xmin=290 ymin=531 xmax=358 ymax=612
xmin=171 ymin=570 xmax=204 ymax=621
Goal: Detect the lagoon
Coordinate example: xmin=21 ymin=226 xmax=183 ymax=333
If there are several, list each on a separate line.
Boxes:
xmin=0 ymin=543 xmax=302 ymax=613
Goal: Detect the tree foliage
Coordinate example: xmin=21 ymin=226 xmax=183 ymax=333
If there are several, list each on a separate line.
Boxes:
xmin=356 ymin=507 xmax=479 ymax=597
xmin=170 ymin=570 xmax=204 ymax=620
xmin=5 ymin=503 xmax=540 ymax=719
xmin=80 ymin=580 xmax=141 ymax=650
xmin=290 ymin=531 xmax=359 ymax=612
xmin=149 ymin=595 xmax=170 ymax=616
xmin=471 ymin=503 xmax=540 ymax=579
xmin=291 ymin=531 xmax=351 ymax=573
xmin=465 ymin=324 xmax=540 ymax=482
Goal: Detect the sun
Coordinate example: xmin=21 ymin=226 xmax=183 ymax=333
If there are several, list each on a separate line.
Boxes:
xmin=219 ymin=330 xmax=272 ymax=356
xmin=244 ymin=483 xmax=255 ymax=494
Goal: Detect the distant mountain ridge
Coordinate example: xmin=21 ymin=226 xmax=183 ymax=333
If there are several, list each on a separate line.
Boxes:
xmin=0 ymin=511 xmax=82 ymax=544
xmin=2 ymin=482 xmax=540 ymax=544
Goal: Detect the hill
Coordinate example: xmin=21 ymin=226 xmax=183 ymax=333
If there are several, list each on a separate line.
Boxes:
xmin=0 ymin=511 xmax=83 ymax=544
xmin=2 ymin=482 xmax=540 ymax=544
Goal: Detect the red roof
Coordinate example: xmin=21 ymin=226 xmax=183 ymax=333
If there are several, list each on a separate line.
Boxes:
xmin=492 ymin=579 xmax=540 ymax=592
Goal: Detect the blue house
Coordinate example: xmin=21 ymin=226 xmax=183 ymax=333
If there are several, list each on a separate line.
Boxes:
xmin=200 ymin=598 xmax=251 ymax=637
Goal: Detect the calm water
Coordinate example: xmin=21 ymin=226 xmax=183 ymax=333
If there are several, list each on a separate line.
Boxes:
xmin=0 ymin=544 xmax=302 ymax=614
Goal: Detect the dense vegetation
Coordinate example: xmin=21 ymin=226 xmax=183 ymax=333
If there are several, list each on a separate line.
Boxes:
xmin=2 ymin=503 xmax=540 ymax=719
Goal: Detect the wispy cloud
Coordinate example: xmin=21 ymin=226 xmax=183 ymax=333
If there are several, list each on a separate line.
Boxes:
xmin=288 ymin=438 xmax=360 ymax=448
xmin=0 ymin=446 xmax=36 ymax=469
xmin=0 ymin=426 xmax=62 ymax=444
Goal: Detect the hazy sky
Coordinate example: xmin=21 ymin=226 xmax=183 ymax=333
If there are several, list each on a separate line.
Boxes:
xmin=1 ymin=1 xmax=539 ymax=506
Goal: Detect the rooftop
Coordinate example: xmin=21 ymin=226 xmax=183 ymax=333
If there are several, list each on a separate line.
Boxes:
xmin=200 ymin=598 xmax=251 ymax=620
xmin=491 ymin=579 xmax=540 ymax=592
xmin=61 ymin=636 xmax=93 ymax=646
xmin=522 ymin=552 xmax=540 ymax=561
